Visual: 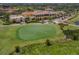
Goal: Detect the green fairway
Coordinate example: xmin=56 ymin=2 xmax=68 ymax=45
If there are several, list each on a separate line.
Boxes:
xmin=0 ymin=23 xmax=79 ymax=55
xmin=0 ymin=23 xmax=63 ymax=54
xmin=18 ymin=24 xmax=60 ymax=40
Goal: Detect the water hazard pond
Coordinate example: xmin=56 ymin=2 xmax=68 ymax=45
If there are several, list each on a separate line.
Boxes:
xmin=74 ymin=21 xmax=79 ymax=25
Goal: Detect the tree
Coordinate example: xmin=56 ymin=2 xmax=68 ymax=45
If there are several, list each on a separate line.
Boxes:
xmin=15 ymin=46 xmax=21 ymax=53
xmin=58 ymin=23 xmax=69 ymax=40
xmin=3 ymin=13 xmax=11 ymax=25
xmin=26 ymin=7 xmax=34 ymax=11
xmin=58 ymin=23 xmax=65 ymax=30
xmin=73 ymin=35 xmax=78 ymax=40
xmin=45 ymin=39 xmax=51 ymax=46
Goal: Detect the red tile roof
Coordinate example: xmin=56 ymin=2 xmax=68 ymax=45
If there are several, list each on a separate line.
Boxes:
xmin=22 ymin=10 xmax=65 ymax=16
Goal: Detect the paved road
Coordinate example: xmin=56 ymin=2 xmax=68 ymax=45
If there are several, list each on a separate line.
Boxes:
xmin=53 ymin=16 xmax=73 ymax=24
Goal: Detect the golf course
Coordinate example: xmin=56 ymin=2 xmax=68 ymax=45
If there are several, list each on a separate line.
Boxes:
xmin=0 ymin=14 xmax=79 ymax=54
xmin=0 ymin=23 xmax=64 ymax=54
xmin=1 ymin=3 xmax=79 ymax=55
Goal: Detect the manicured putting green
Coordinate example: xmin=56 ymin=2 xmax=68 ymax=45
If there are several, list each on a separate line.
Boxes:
xmin=18 ymin=24 xmax=59 ymax=40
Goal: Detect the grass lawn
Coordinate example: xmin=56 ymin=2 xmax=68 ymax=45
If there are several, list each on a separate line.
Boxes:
xmin=14 ymin=24 xmax=79 ymax=55
xmin=0 ymin=23 xmax=63 ymax=54
xmin=20 ymin=40 xmax=79 ymax=55
xmin=68 ymin=14 xmax=79 ymax=24
xmin=17 ymin=24 xmax=61 ymax=40
xmin=1 ymin=23 xmax=79 ymax=55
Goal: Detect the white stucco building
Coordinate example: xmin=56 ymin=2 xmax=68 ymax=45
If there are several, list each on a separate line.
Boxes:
xmin=9 ymin=15 xmax=26 ymax=23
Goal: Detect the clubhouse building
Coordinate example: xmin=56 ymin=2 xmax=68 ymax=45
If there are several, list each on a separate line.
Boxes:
xmin=9 ymin=9 xmax=66 ymax=23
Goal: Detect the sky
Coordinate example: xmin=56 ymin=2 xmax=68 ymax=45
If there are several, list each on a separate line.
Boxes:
xmin=0 ymin=0 xmax=78 ymax=3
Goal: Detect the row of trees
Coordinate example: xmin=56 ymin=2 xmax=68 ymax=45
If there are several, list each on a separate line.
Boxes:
xmin=0 ymin=12 xmax=11 ymax=25
xmin=58 ymin=22 xmax=79 ymax=40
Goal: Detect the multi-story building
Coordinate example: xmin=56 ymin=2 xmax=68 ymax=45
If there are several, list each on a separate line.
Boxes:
xmin=9 ymin=9 xmax=66 ymax=23
xmin=22 ymin=10 xmax=65 ymax=22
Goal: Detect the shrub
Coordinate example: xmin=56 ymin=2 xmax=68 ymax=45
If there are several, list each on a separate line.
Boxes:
xmin=15 ymin=46 xmax=21 ymax=53
xmin=45 ymin=39 xmax=51 ymax=46
xmin=72 ymin=35 xmax=78 ymax=40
